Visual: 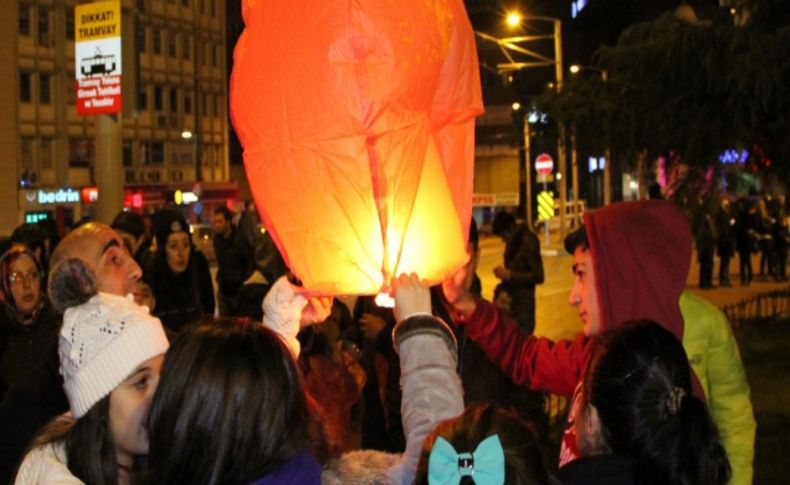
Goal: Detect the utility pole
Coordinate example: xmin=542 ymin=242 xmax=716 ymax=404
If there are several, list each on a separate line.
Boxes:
xmin=554 ymin=19 xmax=567 ymax=240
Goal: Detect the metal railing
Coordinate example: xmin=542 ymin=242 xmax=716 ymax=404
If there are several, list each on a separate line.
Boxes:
xmin=722 ymin=286 xmax=790 ymax=329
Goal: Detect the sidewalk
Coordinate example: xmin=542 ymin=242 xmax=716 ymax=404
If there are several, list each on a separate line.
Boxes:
xmin=478 ymin=233 xmax=788 ymax=342
xmin=538 ymin=228 xmax=786 ymax=312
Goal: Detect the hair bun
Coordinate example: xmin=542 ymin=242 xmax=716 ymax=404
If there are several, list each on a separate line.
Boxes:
xmin=48 ymin=258 xmax=99 ymax=313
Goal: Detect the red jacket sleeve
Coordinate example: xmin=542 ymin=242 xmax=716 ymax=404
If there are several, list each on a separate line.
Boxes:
xmin=463 ymin=299 xmax=592 ymax=397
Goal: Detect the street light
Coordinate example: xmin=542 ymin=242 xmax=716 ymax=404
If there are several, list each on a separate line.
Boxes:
xmin=474 ymin=14 xmax=565 ymax=236
xmin=506 ymin=11 xmax=523 ymax=28
xmin=569 ymin=63 xmax=608 ymax=81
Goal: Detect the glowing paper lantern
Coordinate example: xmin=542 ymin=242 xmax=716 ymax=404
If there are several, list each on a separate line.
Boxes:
xmin=231 ymin=0 xmax=483 ymax=295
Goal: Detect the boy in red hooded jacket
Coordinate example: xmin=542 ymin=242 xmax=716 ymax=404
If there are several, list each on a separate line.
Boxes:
xmin=442 ymin=200 xmax=754 ymax=484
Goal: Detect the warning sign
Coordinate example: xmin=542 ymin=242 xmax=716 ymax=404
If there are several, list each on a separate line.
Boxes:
xmin=537 ymin=191 xmax=555 ymax=221
xmin=75 ymin=1 xmax=121 ymax=116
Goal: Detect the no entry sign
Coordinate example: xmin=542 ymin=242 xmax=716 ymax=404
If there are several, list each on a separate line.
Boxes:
xmin=535 ymin=153 xmax=554 ymax=175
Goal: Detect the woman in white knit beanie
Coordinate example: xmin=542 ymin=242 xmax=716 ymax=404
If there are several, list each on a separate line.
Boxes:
xmin=14 ymin=259 xmax=169 ymax=485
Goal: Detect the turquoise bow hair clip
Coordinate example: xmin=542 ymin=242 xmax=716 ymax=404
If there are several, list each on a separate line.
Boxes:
xmin=428 ymin=434 xmax=505 ymax=485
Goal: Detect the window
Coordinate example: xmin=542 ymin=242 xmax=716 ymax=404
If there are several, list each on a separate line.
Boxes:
xmin=182 ymin=0 xmax=189 ymax=7
xmin=137 ymin=0 xmax=146 ymax=11
xmin=182 ymin=35 xmax=191 ymax=60
xmin=41 ymin=138 xmax=54 ymax=169
xmin=19 ymin=4 xmax=30 ymax=36
xmin=66 ymin=10 xmax=74 ymax=40
xmin=215 ymin=94 xmax=222 ymax=118
xmin=154 ymin=86 xmax=163 ymax=111
xmin=141 ymin=141 xmax=164 ymax=165
xmin=123 ymin=141 xmax=133 ymax=167
xmin=153 ymin=30 xmax=161 ymax=55
xmin=137 ymin=26 xmax=146 ymax=52
xmin=168 ymin=33 xmax=177 ymax=57
xmin=184 ymin=92 xmax=192 ymax=114
xmin=19 ymin=72 xmax=32 ymax=102
xmin=40 ymin=73 xmax=51 ymax=104
xmin=38 ymin=7 xmax=52 ymax=46
xmin=20 ymin=138 xmax=35 ymax=169
xmin=138 ymin=86 xmax=148 ymax=111
xmin=198 ymin=0 xmax=204 ymax=14
xmin=169 ymin=88 xmax=178 ymax=112
xmin=210 ymin=0 xmax=215 ymax=17
xmin=211 ymin=42 xmax=217 ymax=67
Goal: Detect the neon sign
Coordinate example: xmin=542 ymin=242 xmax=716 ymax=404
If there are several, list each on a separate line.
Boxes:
xmin=37 ymin=188 xmax=81 ymax=204
xmin=718 ymin=149 xmax=748 ymax=164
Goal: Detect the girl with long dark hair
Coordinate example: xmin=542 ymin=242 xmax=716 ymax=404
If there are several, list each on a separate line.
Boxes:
xmin=559 ymin=320 xmax=731 ymax=484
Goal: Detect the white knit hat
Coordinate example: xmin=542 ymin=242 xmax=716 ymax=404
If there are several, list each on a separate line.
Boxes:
xmin=59 ymin=292 xmax=170 ymax=418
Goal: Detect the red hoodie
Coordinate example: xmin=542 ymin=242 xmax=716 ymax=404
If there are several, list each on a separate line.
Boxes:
xmin=462 ymin=200 xmax=702 ymax=466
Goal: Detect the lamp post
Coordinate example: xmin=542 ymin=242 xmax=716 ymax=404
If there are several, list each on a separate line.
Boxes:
xmin=475 ymin=13 xmax=564 ymax=236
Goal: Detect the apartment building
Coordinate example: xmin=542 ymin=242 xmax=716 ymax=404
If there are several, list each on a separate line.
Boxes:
xmin=0 ymin=0 xmax=232 ymax=234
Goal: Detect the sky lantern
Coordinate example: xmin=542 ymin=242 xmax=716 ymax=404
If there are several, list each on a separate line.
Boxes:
xmin=230 ymin=0 xmax=483 ymax=296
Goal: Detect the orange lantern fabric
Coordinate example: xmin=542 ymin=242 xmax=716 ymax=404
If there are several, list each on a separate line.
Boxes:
xmin=230 ymin=0 xmax=483 ymax=295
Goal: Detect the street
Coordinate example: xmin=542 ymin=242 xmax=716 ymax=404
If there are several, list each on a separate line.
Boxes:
xmin=478 ymin=235 xmax=579 ymax=341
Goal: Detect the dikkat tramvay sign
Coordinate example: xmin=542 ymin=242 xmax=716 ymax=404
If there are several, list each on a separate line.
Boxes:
xmin=75 ymin=0 xmax=121 ymax=115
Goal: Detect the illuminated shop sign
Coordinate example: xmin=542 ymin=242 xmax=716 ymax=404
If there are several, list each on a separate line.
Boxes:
xmin=719 ymin=149 xmax=748 ymax=164
xmin=37 ymin=188 xmax=81 ymax=205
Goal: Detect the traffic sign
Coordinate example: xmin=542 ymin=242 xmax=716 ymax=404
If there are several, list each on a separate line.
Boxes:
xmin=537 ymin=190 xmax=554 ymax=221
xmin=75 ymin=0 xmax=122 ymax=116
xmin=535 ymin=153 xmax=554 ymax=175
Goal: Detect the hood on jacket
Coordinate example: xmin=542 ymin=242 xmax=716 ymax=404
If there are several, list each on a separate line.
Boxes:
xmin=583 ymin=200 xmax=692 ymax=340
xmin=583 ymin=200 xmax=705 ymax=400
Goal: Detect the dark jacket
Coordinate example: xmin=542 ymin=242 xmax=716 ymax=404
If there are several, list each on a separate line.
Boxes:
xmin=558 ymin=455 xmax=635 ymax=485
xmin=213 ymin=227 xmax=254 ymax=295
xmin=149 ymin=249 xmax=215 ymax=333
xmin=503 ymin=224 xmax=545 ymax=332
xmin=0 ymin=298 xmax=59 ymax=398
xmin=0 ymin=345 xmax=68 ymax=485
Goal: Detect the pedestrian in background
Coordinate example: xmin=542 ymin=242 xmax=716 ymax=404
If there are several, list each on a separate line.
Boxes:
xmin=491 ymin=211 xmax=544 ymax=334
xmin=111 ymin=210 xmax=154 ymax=272
xmin=147 ymin=210 xmax=214 ymax=333
xmin=0 ymin=247 xmax=58 ymax=402
xmin=212 ymin=206 xmax=254 ymax=316
xmin=716 ymin=198 xmax=736 ymax=287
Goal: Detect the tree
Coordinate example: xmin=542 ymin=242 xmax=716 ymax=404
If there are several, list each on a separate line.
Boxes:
xmin=542 ymin=0 xmax=790 ymax=196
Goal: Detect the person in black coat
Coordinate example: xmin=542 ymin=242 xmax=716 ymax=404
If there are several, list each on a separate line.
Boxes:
xmin=734 ymin=199 xmax=755 ymax=286
xmin=491 ymin=212 xmax=545 ymax=333
xmin=716 ymin=199 xmax=736 ymax=287
xmin=0 ymin=247 xmax=59 ymax=400
xmin=147 ymin=210 xmax=215 ymax=333
xmin=212 ymin=206 xmax=254 ymax=316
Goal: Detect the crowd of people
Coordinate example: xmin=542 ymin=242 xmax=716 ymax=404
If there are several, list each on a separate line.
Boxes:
xmin=695 ymin=192 xmax=789 ymax=288
xmin=0 ymin=198 xmax=757 ymax=484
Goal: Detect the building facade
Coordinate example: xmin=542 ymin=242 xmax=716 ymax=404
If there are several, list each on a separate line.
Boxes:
xmin=1 ymin=0 xmax=231 ymax=235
